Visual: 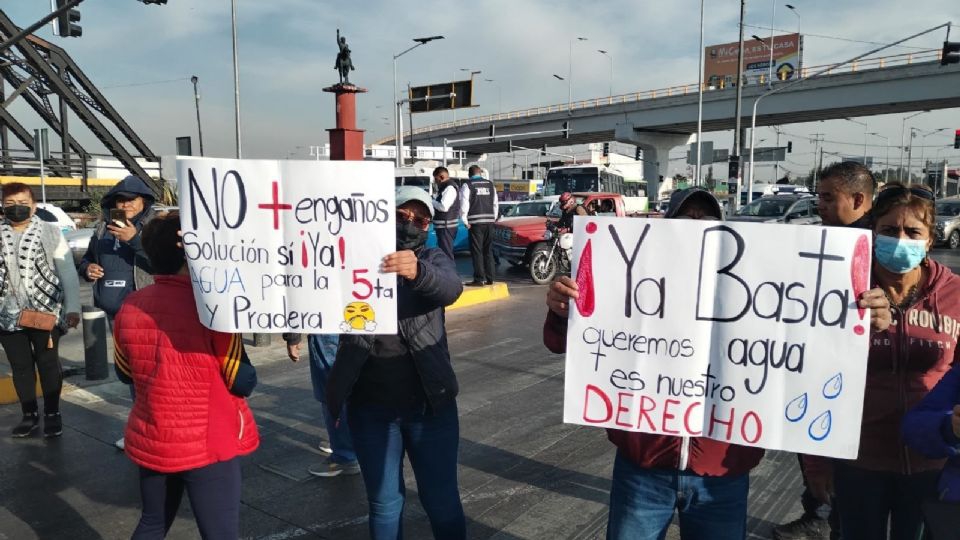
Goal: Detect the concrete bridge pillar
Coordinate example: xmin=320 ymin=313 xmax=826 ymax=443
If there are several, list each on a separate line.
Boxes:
xmin=614 ymin=123 xmax=694 ymax=201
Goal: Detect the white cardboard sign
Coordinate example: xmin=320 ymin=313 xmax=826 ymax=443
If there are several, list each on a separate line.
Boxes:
xmin=176 ymin=158 xmax=397 ymax=334
xmin=563 ymin=217 xmax=872 ymax=458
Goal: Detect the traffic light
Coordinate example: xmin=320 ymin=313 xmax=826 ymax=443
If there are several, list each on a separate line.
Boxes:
xmin=954 ymin=129 xmax=960 ymax=150
xmin=787 ymin=141 xmax=793 ymax=153
xmin=55 ymin=0 xmax=82 ymax=38
xmin=506 ymin=140 xmax=514 ymax=153
xmin=941 ymin=41 xmax=960 ymax=66
xmin=540 ymin=144 xmax=547 ymax=156
xmin=488 ymin=124 xmax=495 ymax=142
xmin=562 ymin=121 xmax=570 ymax=139
xmin=728 ymin=156 xmax=739 ymax=179
xmin=602 ymin=143 xmax=610 ymax=157
xmin=634 ymin=147 xmax=642 ymax=161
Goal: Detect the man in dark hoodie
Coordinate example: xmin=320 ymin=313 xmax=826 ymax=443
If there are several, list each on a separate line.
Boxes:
xmin=78 ymin=175 xmax=156 ymax=450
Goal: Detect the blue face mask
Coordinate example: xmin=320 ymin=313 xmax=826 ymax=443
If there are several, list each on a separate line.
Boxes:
xmin=874 ymin=235 xmax=927 ymax=274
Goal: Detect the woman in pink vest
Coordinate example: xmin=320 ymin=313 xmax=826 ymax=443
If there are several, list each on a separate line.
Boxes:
xmin=113 ymin=212 xmax=259 ymax=539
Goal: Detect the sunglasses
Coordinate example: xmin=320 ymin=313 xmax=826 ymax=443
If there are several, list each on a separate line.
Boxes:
xmin=875 ymin=185 xmax=935 ymax=203
xmin=396 ymin=209 xmax=430 ymax=228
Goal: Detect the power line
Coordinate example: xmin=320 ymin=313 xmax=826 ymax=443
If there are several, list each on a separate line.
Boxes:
xmin=742 ymin=24 xmax=931 ymax=50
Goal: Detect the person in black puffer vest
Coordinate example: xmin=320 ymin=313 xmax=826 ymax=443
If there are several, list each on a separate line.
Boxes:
xmin=327 ymin=186 xmax=465 ymax=540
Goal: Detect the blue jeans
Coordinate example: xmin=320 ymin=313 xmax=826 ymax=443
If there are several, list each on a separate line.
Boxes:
xmin=833 ymin=462 xmax=938 ymax=540
xmin=606 ymin=450 xmax=749 ymax=540
xmin=307 ymin=335 xmax=356 ymax=464
xmin=347 ymin=401 xmax=466 ymax=540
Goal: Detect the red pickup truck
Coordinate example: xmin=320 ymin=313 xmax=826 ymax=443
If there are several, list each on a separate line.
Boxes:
xmin=492 ymin=192 xmax=653 ymax=268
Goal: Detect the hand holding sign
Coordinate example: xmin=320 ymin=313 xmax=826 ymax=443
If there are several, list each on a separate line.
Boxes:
xmin=176 ymin=158 xmax=397 ymax=334
xmin=563 ymin=217 xmax=871 ymax=459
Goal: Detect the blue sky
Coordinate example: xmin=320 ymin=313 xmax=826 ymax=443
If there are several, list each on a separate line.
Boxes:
xmin=3 ymin=0 xmax=959 ymax=179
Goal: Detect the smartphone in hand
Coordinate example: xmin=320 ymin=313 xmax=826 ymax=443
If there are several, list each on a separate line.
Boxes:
xmin=109 ymin=208 xmax=128 ymax=228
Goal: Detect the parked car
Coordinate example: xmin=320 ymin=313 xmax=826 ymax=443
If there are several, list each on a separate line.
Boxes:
xmin=65 ymin=226 xmax=95 ymax=266
xmin=493 ymin=192 xmax=658 ymax=268
xmin=499 ymin=197 xmax=559 ymax=222
xmin=936 ymin=198 xmax=960 ymax=249
xmin=728 ymin=194 xmax=821 ymax=225
xmin=37 ymin=203 xmax=78 ymax=234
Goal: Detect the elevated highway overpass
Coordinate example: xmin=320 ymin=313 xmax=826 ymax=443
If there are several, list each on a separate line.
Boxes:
xmin=381 ymin=51 xmax=960 ymax=195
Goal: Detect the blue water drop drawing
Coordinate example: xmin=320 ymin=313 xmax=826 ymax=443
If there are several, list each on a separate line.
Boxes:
xmin=823 ymin=373 xmax=843 ymax=399
xmin=785 ymin=393 xmax=808 ymax=422
xmin=808 ymin=411 xmax=833 ymax=441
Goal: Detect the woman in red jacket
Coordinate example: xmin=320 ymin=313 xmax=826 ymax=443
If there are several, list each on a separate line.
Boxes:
xmin=804 ymin=183 xmax=960 ymax=540
xmin=113 ymin=212 xmax=259 ymax=539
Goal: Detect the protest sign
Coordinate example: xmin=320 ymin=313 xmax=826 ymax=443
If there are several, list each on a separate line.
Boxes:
xmin=176 ymin=158 xmax=397 ymax=334
xmin=563 ymin=217 xmax=872 ymax=458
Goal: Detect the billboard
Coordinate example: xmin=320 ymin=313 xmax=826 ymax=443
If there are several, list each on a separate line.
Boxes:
xmin=408 ymin=79 xmax=475 ymax=113
xmin=704 ymin=33 xmax=803 ymax=88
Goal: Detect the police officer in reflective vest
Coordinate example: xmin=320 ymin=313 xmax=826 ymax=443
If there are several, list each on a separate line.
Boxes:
xmin=458 ymin=165 xmax=499 ymax=286
xmin=431 ymin=166 xmax=460 ymax=260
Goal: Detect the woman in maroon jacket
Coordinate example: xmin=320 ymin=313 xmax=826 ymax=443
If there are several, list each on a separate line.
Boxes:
xmin=804 ymin=183 xmax=960 ymax=540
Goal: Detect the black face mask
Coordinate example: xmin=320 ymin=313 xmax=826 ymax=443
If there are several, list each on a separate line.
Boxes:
xmin=4 ymin=204 xmax=31 ymax=224
xmin=396 ymin=221 xmax=428 ymax=251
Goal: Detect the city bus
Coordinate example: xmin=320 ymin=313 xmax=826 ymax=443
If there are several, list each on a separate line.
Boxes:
xmin=542 ymin=165 xmax=644 ymax=197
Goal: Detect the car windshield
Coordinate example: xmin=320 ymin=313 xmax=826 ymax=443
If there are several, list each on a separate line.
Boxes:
xmin=513 ymin=202 xmax=552 ymax=217
xmin=936 ymin=202 xmax=960 ymax=217
xmin=737 ymin=198 xmax=793 ymax=217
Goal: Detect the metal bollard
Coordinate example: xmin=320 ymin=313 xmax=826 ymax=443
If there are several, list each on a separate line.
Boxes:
xmin=82 ymin=305 xmax=108 ymax=380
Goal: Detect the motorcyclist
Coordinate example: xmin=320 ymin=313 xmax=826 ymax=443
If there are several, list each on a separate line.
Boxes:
xmin=555 ymin=192 xmax=590 ymax=232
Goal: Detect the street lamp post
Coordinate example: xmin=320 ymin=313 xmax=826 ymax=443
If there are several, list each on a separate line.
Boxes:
xmin=751 ymin=35 xmax=773 ymax=86
xmin=918 ymin=127 xmax=950 ymax=182
xmin=567 ymin=36 xmax=587 ymax=109
xmin=483 ymin=78 xmax=502 ymax=116
xmin=899 ymin=110 xmax=929 ymax=181
xmin=597 ymin=50 xmax=613 ymax=97
xmin=454 ymin=69 xmax=481 ymax=122
xmin=190 ymin=75 xmax=204 ymax=157
xmin=230 ymin=0 xmax=241 ymax=158
xmin=785 ymin=4 xmax=801 ymax=78
xmin=393 ymin=35 xmax=444 ymax=167
xmin=767 ymin=1 xmax=777 ymax=88
xmin=844 ymin=117 xmax=868 ymax=166
xmin=867 ymin=132 xmax=890 ymax=182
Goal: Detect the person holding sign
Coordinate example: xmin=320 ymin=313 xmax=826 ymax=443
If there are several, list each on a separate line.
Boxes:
xmin=0 ymin=183 xmax=80 ymax=438
xmin=544 ymin=187 xmax=893 ymax=540
xmin=326 ymin=186 xmax=466 ymax=540
xmin=112 ymin=212 xmax=259 ymax=539
xmin=804 ymin=183 xmax=960 ymax=540
xmin=545 ymin=187 xmax=762 ymax=540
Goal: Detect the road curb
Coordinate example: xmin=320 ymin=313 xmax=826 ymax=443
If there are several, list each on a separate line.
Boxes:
xmin=448 ymin=282 xmax=510 ymax=311
xmin=0 ymin=375 xmax=43 ymax=405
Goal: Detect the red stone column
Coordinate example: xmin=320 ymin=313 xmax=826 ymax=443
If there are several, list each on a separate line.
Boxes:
xmin=322 ymin=84 xmax=367 ymax=161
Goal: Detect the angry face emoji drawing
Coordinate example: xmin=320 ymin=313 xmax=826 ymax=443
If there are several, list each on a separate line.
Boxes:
xmin=339 ymin=301 xmax=377 ymax=332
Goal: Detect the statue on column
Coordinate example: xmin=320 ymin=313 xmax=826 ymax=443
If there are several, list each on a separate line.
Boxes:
xmin=335 ymin=29 xmax=355 ymax=85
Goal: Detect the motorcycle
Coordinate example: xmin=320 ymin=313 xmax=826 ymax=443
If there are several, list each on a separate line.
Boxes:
xmin=529 ymin=221 xmax=573 ymax=285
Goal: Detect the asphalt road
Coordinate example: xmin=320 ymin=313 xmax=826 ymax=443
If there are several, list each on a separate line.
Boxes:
xmin=1 ymin=248 xmax=959 ymax=539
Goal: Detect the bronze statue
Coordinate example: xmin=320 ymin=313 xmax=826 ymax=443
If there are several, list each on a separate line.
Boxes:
xmin=335 ymin=29 xmax=355 ymax=84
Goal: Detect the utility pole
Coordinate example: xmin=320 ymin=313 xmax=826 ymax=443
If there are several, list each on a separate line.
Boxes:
xmin=732 ymin=0 xmax=747 ymax=208
xmin=811 ymin=133 xmax=824 ymax=188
